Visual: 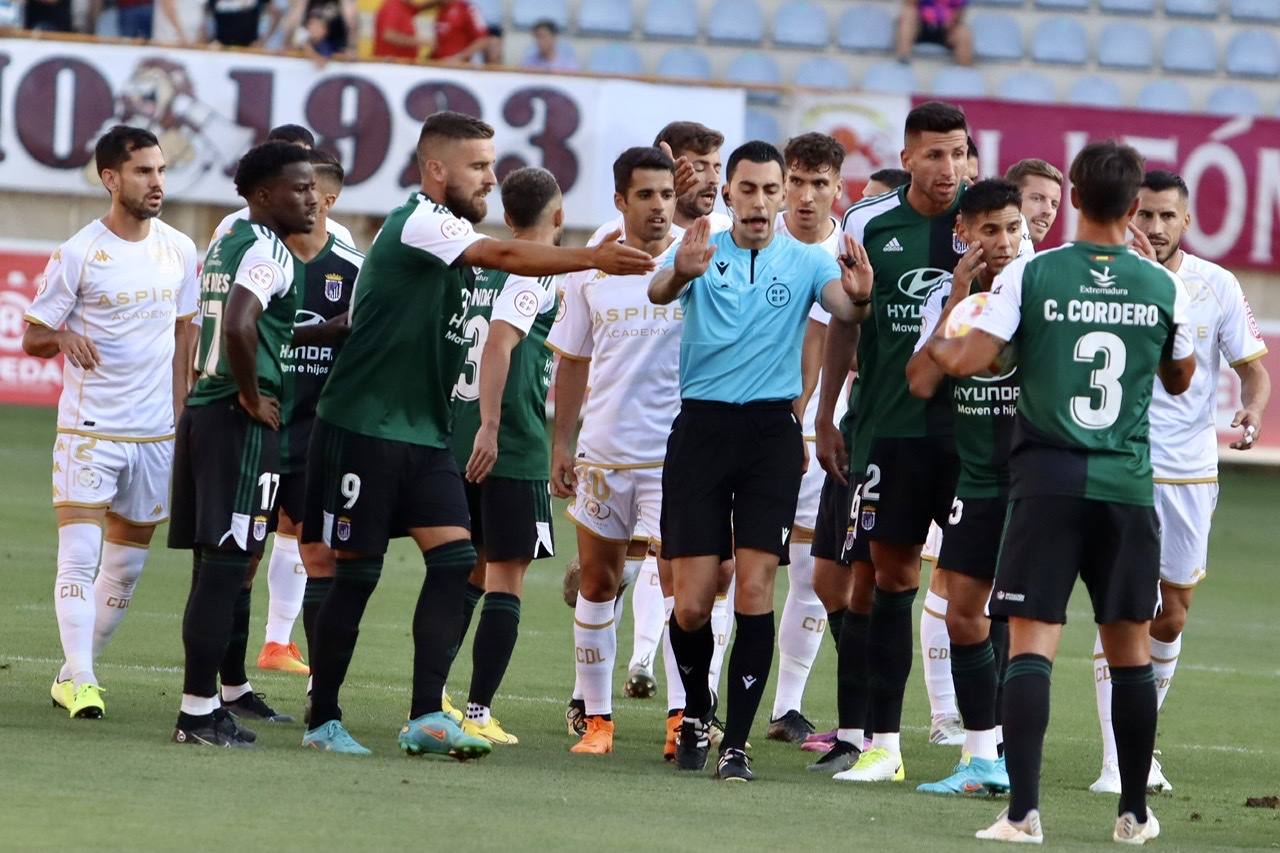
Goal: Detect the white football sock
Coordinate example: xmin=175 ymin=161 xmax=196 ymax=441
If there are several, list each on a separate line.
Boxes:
xmin=55 ymin=522 xmax=102 ymax=688
xmin=574 ymin=595 xmax=616 ymax=717
xmin=221 ymin=681 xmax=252 ymax=702
xmin=1151 ymin=633 xmax=1182 ymax=711
xmin=772 ymin=545 xmax=826 ymax=718
xmin=465 ymin=701 xmax=491 ymax=726
xmin=661 ymin=596 xmax=685 ymax=712
xmin=709 ymin=577 xmax=734 ymax=693
xmin=1093 ymin=630 xmax=1117 ymax=767
xmin=264 ymin=533 xmax=306 ymax=645
xmin=628 ymin=554 xmax=664 ymax=672
xmin=871 ymin=731 xmax=901 ymax=754
xmin=964 ymin=727 xmax=999 ymax=762
xmin=837 ymin=727 xmax=864 ymax=746
xmin=180 ymin=694 xmax=218 ymax=716
xmin=92 ymin=539 xmax=148 ymax=661
xmin=921 ymin=589 xmax=957 ymax=719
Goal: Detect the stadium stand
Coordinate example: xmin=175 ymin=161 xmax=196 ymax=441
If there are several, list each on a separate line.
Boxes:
xmin=772 ymin=1 xmax=830 ymax=48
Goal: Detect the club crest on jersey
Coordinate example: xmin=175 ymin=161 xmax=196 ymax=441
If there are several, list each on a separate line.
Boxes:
xmin=336 ymin=517 xmax=352 ymax=541
xmin=860 ymin=504 xmax=877 ymax=531
xmin=252 ymin=515 xmax=268 ymax=541
xmin=952 ymin=233 xmax=968 ymax=255
xmin=843 ymin=525 xmax=856 ymax=551
xmin=324 ymin=273 xmax=344 ymax=302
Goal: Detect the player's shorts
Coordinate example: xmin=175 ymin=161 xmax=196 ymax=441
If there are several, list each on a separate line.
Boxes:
xmin=274 ymin=471 xmax=307 ymax=529
xmin=921 ymin=521 xmax=944 ymax=563
xmin=661 ymin=399 xmax=803 ymax=563
xmin=937 ymin=495 xmax=1008 ymax=581
xmin=168 ymin=399 xmax=281 ymax=555
xmin=990 ymin=495 xmax=1160 ymax=625
xmin=812 ymin=472 xmax=850 ymax=563
xmin=568 ymin=463 xmax=663 ymax=546
xmin=858 ymin=436 xmax=959 ymax=545
xmin=836 ymin=470 xmax=874 ymax=565
xmin=52 ymin=432 xmax=172 ymax=526
xmin=302 ymin=419 xmax=470 ymax=555
xmin=794 ymin=441 xmax=826 ymax=533
xmin=465 ymin=477 xmax=555 ymax=563
xmin=1153 ymin=481 xmax=1217 ymax=588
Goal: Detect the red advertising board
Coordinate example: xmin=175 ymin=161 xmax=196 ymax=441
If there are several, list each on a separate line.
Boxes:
xmin=0 ymin=241 xmax=61 ymax=406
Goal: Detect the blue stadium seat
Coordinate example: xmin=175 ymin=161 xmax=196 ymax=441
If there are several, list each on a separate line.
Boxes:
xmin=726 ymin=52 xmax=783 ymax=103
xmin=1098 ymin=23 xmax=1154 ymax=69
xmin=972 ymin=14 xmax=1022 ymax=61
xmin=643 ymin=0 xmax=699 ymax=40
xmin=998 ymin=72 xmax=1057 ymax=103
xmin=1031 ymin=17 xmax=1088 ymax=65
xmin=745 ymin=109 xmax=782 ymax=144
xmin=836 ymin=5 xmax=894 ymax=52
xmin=1229 ymin=0 xmax=1278 ymax=20
xmin=1205 ymin=84 xmax=1262 ymax=116
xmin=578 ymin=0 xmax=633 ymax=36
xmin=932 ymin=66 xmax=988 ymax=98
xmin=862 ymin=61 xmax=918 ymax=95
xmin=1035 ymin=0 xmax=1088 ymax=8
xmin=656 ymin=47 xmax=712 ymax=80
xmin=1068 ymin=75 xmax=1124 ymax=108
xmin=972 ymin=0 xmax=1024 ymax=5
xmin=1226 ymin=32 xmax=1280 ymax=78
xmin=1099 ymin=0 xmax=1156 ymax=12
xmin=774 ymin=1 xmax=829 ymax=48
xmin=473 ymin=0 xmax=503 ymax=26
xmin=586 ymin=44 xmax=645 ymax=75
xmin=707 ymin=0 xmax=764 ymax=44
xmin=512 ymin=0 xmax=569 ymax=29
xmin=793 ymin=56 xmax=853 ymax=90
xmin=1161 ymin=25 xmax=1218 ymax=74
xmin=1136 ymin=80 xmax=1192 ymax=111
xmin=1164 ymin=0 xmax=1219 ymax=17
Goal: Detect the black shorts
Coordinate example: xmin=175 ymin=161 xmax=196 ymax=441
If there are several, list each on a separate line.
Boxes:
xmin=938 ymin=494 xmax=1008 ymax=581
xmin=465 ymin=477 xmax=556 ymax=563
xmin=303 ymin=420 xmax=470 ymax=555
xmin=836 ymin=470 xmax=873 ymax=565
xmin=858 ymin=436 xmax=959 ymax=545
xmin=274 ymin=471 xmax=307 ymax=530
xmin=812 ymin=473 xmax=870 ymax=564
xmin=990 ymin=495 xmax=1161 ymax=625
xmin=168 ymin=399 xmax=281 ymax=556
xmin=661 ymin=399 xmax=803 ymax=563
xmin=917 ymin=22 xmax=948 ymax=46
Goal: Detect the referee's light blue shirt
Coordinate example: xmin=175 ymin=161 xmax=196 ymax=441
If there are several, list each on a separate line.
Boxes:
xmin=661 ymin=229 xmax=841 ymax=404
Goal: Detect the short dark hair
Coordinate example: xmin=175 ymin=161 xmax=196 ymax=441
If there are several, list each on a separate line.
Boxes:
xmin=783 ymin=132 xmax=845 ymax=173
xmin=904 ymin=100 xmax=968 ymax=139
xmin=532 ymin=18 xmax=558 ymax=34
xmin=233 ymin=141 xmax=312 ymax=199
xmin=94 ymin=125 xmax=159 ymax=175
xmin=501 ymin=167 xmax=561 ymax=229
xmin=1005 ymin=158 xmax=1063 ymax=188
xmin=959 ymin=179 xmax=1022 ymax=221
xmin=309 ymin=148 xmax=345 ymax=188
xmin=967 ymin=135 xmax=979 ymax=159
xmin=1069 ymin=140 xmax=1145 ymax=223
xmin=267 ymin=124 xmax=315 ymax=147
xmin=418 ymin=110 xmax=494 ymax=154
xmin=653 ymin=121 xmax=724 ymax=159
xmin=1141 ymin=169 xmax=1189 ymax=200
xmin=726 ymin=140 xmax=786 ymax=183
xmin=869 ymin=168 xmax=911 ymax=189
xmin=612 ymin=146 xmax=676 ymax=195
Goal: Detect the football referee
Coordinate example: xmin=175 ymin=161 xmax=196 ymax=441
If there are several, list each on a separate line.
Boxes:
xmin=648 ymin=140 xmax=871 ymax=781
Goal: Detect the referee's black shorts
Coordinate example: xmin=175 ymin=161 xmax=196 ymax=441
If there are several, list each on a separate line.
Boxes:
xmin=660 ymin=399 xmax=804 ymax=563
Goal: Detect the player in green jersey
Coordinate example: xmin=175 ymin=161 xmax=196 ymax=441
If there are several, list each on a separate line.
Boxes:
xmin=299 ymin=111 xmax=654 ymax=758
xmin=447 ymin=166 xmax=563 ymax=747
xmin=928 ymin=141 xmax=1195 ymax=844
xmin=906 ymin=179 xmax=1024 ymax=797
xmin=168 ymin=141 xmax=317 ymax=747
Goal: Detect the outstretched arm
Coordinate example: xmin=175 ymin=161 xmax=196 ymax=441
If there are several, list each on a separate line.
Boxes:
xmin=463 ymin=232 xmax=655 ymax=279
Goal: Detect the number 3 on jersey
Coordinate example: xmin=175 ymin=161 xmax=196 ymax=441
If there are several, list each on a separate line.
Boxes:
xmin=1071 ymin=331 xmax=1126 ymax=430
xmin=452 ymin=315 xmax=489 ymax=402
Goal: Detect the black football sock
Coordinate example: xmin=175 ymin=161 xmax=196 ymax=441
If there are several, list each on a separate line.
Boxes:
xmin=826 ymin=609 xmax=844 ymax=649
xmin=988 ymin=619 xmax=1009 ymax=753
xmin=1111 ymin=663 xmax=1158 ymax=821
xmin=218 ymin=585 xmax=252 ymax=688
xmin=449 ymin=581 xmax=486 ymax=664
xmin=867 ymin=586 xmax=917 ymax=735
xmin=309 ymin=556 xmax=383 ymax=728
xmin=467 ymin=592 xmax=521 ymax=709
xmin=1003 ymin=654 xmax=1053 ymax=823
xmin=837 ymin=609 xmax=870 ymax=735
xmin=668 ymin=614 xmax=714 ymax=719
xmin=951 ymin=639 xmax=998 ymax=733
xmin=301 ymin=575 xmax=334 ymax=668
xmin=181 ymin=551 xmax=250 ymax=700
xmin=409 ymin=540 xmax=475 ymax=719
xmin=722 ymin=612 xmax=774 ymax=752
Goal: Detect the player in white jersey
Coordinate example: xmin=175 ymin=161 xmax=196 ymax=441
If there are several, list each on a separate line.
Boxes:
xmin=1091 ymin=170 xmax=1270 ymax=794
xmin=23 ymin=126 xmax=199 ymax=719
xmin=1005 ymin=158 xmax=1064 ymax=249
xmin=549 ymin=147 xmax=685 ymax=757
xmin=765 ymin=133 xmax=849 ymax=743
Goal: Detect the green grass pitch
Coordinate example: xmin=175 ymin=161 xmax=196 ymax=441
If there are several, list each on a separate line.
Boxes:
xmin=1 ymin=404 xmax=1277 ymax=851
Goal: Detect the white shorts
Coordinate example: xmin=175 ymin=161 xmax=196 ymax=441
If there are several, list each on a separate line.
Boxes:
xmin=568 ymin=464 xmax=663 ymax=546
xmin=52 ymin=433 xmax=173 ymax=525
xmin=921 ymin=521 xmax=944 ymax=563
xmin=1155 ymin=481 xmax=1217 ymax=588
xmin=794 ymin=441 xmax=825 ymax=533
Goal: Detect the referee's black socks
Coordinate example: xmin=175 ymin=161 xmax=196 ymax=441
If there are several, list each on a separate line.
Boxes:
xmin=723 ymin=612 xmax=774 ymax=751
xmin=1003 ymin=653 xmax=1053 ymax=823
xmin=868 ymin=586 xmax=917 ymax=735
xmin=409 ymin=540 xmax=476 ymax=719
xmin=309 ymin=556 xmax=383 ymax=728
xmin=1111 ymin=663 xmax=1157 ymax=822
xmin=668 ymin=614 xmax=714 ymax=719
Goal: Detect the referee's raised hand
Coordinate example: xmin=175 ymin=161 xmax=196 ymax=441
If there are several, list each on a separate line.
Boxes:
xmin=838 ymin=233 xmax=873 ymax=303
xmin=674 ymin=216 xmax=717 ymax=279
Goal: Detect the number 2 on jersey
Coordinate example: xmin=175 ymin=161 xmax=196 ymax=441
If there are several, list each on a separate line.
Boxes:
xmin=1070 ymin=331 xmax=1126 ymax=430
xmin=452 ymin=315 xmax=489 ymax=402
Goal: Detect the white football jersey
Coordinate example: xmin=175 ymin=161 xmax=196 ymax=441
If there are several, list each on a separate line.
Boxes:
xmin=585 ymin=211 xmax=730 ymax=247
xmin=1016 ymin=214 xmax=1035 ymax=258
xmin=26 ymin=219 xmax=200 ymax=440
xmin=211 ymin=207 xmax=355 ymax=250
xmin=546 ymin=240 xmax=682 ymax=467
xmin=1149 ymin=252 xmax=1266 ymax=481
xmin=775 ymin=212 xmax=850 ymax=438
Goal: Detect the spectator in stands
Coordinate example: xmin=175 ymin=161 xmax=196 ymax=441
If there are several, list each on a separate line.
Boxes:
xmin=206 ymin=0 xmax=282 ymax=48
xmin=374 ymin=0 xmax=436 ymax=59
xmin=428 ymin=0 xmax=490 ymax=63
xmin=283 ymin=0 xmax=357 ymax=56
xmin=522 ymin=18 xmax=578 ymax=72
xmin=483 ymin=23 xmax=505 ymax=65
xmin=24 ymin=0 xmax=73 ymax=32
xmin=152 ymin=0 xmax=203 ymax=44
xmin=896 ymin=0 xmax=973 ymax=67
xmin=87 ymin=0 xmax=155 ymax=38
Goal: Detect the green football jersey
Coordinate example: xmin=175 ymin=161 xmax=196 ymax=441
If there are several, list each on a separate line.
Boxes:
xmin=188 ymin=220 xmax=300 ymax=408
xmin=841 ymin=185 xmax=968 ymax=440
xmin=450 ymin=268 xmax=559 ymax=480
xmin=973 ymin=242 xmax=1191 ymax=506
xmin=317 ymin=193 xmax=485 ymax=448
